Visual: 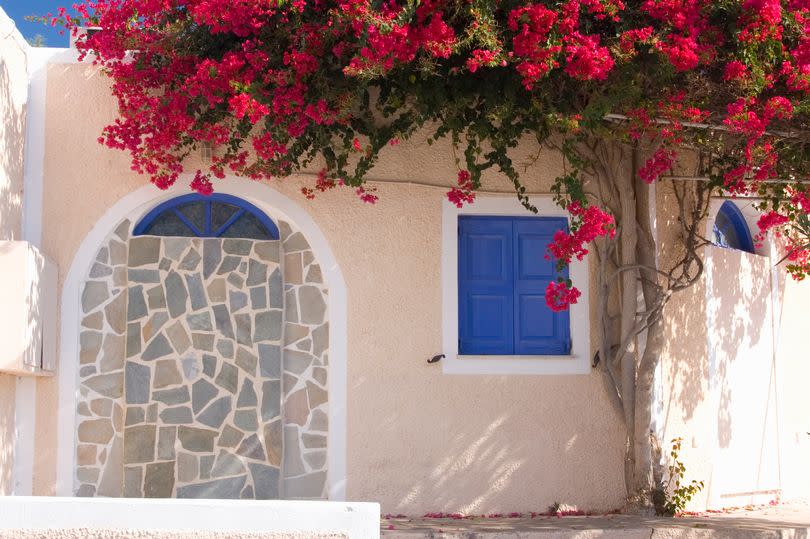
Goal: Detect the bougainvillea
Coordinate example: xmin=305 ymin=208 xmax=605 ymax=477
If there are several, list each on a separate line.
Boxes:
xmin=46 ymin=0 xmax=808 ymax=310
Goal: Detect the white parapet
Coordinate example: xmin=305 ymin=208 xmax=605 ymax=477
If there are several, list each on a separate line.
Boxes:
xmin=0 ymin=497 xmax=380 ymax=539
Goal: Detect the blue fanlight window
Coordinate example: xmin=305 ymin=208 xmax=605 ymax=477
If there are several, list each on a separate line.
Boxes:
xmin=458 ymin=215 xmax=571 ymax=356
xmin=133 ymin=194 xmax=279 ymax=240
xmin=713 ymin=201 xmax=754 ymax=254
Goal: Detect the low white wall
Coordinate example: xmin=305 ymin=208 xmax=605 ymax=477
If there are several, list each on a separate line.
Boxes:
xmin=0 ymin=497 xmax=380 ymax=539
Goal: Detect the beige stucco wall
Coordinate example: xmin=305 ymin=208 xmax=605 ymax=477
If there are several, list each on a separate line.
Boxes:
xmin=36 ymin=62 xmax=628 ymax=512
xmin=0 ymin=12 xmax=31 ymax=495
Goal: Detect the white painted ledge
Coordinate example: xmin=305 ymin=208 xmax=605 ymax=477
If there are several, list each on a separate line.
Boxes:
xmin=0 ymin=497 xmax=380 ymax=539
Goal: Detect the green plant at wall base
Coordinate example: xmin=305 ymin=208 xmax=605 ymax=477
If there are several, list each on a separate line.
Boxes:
xmin=654 ymin=437 xmax=705 ymax=517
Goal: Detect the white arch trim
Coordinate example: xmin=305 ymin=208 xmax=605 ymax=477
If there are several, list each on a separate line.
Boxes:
xmin=57 ymin=176 xmax=348 ymax=500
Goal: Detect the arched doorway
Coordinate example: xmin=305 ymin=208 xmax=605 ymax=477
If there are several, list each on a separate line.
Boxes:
xmin=71 ymin=190 xmax=331 ymax=499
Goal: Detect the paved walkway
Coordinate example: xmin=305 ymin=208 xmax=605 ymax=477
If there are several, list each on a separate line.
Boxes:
xmin=382 ymin=503 xmax=810 ymax=538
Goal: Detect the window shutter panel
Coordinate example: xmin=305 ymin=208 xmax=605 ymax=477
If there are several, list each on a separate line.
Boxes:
xmin=513 ymin=218 xmax=571 ymax=355
xmin=458 ymin=217 xmax=514 ymax=355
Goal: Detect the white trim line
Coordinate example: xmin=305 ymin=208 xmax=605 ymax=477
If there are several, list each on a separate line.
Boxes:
xmin=0 ymin=497 xmax=379 ymax=539
xmin=57 ymin=176 xmax=348 ymax=500
xmin=441 ymin=196 xmax=590 ymax=375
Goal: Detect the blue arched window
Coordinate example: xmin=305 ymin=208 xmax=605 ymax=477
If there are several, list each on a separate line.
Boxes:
xmin=133 ymin=194 xmax=279 ymax=240
xmin=713 ymin=201 xmax=755 ymax=254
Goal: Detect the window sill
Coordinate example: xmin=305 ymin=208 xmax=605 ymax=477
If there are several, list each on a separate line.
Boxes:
xmin=442 ymin=354 xmax=591 ymax=375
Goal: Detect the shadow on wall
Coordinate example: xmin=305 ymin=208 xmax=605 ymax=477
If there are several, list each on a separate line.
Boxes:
xmin=0 ymin=52 xmax=26 ymax=240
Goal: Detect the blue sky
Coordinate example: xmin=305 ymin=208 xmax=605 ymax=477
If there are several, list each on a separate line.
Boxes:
xmin=1 ymin=0 xmax=69 ymax=47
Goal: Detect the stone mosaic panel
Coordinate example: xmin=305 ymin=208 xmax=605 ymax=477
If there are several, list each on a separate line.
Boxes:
xmin=123 ymin=237 xmax=283 ymax=499
xmin=76 ymin=211 xmax=331 ymax=501
xmin=278 ymin=220 xmax=329 ymax=499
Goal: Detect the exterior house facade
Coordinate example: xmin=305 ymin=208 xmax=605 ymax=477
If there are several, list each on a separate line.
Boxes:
xmin=0 ymin=8 xmax=808 ymax=514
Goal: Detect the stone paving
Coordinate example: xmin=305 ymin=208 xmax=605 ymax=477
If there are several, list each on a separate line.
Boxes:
xmin=76 ymin=215 xmax=329 ymax=500
xmin=381 ymin=502 xmax=810 ymax=538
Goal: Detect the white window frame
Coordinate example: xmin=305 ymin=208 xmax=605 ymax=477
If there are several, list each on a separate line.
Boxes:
xmin=441 ymin=196 xmax=591 ymax=375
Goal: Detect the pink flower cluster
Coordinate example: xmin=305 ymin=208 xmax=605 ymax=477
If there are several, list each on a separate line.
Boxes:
xmin=447 ymin=170 xmax=476 ymax=208
xmin=546 ymin=281 xmax=582 ymax=311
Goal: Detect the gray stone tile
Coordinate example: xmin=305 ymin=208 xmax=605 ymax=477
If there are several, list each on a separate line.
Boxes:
xmin=238 ymin=261 xmax=247 ymax=274
xmin=224 ymin=239 xmax=252 ymax=255
xmin=263 ymin=420 xmax=282 ymax=467
xmin=187 ymin=312 xmax=213 ymax=332
xmin=86 ymin=372 xmax=124 ymax=399
xmin=160 ymin=406 xmax=193 ymax=425
xmin=97 ymin=436 xmax=123 ymax=496
xmin=113 ymin=267 xmax=128 ymax=287
xmin=152 ymin=385 xmax=190 ymax=405
xmin=215 ymin=363 xmax=238 ymax=394
xmin=306 ymin=381 xmax=327 ymax=409
xmin=129 ymin=269 xmax=160 ymax=283
xmin=144 ymin=461 xmax=175 ymax=498
xmin=142 ymin=333 xmax=173 ymax=361
xmin=206 ymin=278 xmax=226 ymax=303
xmin=312 ymin=324 xmax=329 ymax=358
xmin=254 ymin=311 xmax=282 ymax=342
xmin=154 ymin=359 xmax=182 ymax=388
xmin=176 ymin=475 xmax=246 ymax=499
xmin=166 ymin=321 xmax=191 ymax=355
xmin=203 ymin=240 xmax=222 ymax=279
xmin=284 ymin=253 xmax=302 ymax=285
xmin=259 ymin=344 xmax=281 ymax=378
xmin=105 ymin=291 xmax=127 ymax=335
xmin=114 ymin=219 xmax=131 ymax=241
xmin=212 ymin=304 xmax=235 ymax=340
xmin=303 ymin=433 xmax=326 ymax=449
xmin=181 ymin=356 xmax=201 ymax=381
xmin=216 ymin=339 xmax=234 ymax=358
xmin=227 ymin=273 xmax=245 ymax=290
xmin=124 ymin=424 xmax=156 ymax=464
xmin=164 ymin=237 xmax=189 ymax=261
xmin=90 ymin=262 xmax=112 ymax=279
xmin=127 ymin=285 xmax=148 ymax=322
xmin=79 ymin=365 xmax=96 ymax=378
xmin=192 ymin=378 xmax=219 ymax=415
xmin=186 ymin=272 xmax=207 ymax=311
xmin=200 ymin=455 xmax=214 ymax=480
xmin=159 ymin=257 xmax=172 ymax=271
xmin=253 ymin=241 xmax=279 ymax=263
xmin=212 ymin=450 xmax=247 ymax=478
xmin=284 ymin=471 xmax=326 ymax=499
xmin=229 ymin=290 xmax=248 ymax=312
xmin=129 ymin=237 xmax=161 ymax=267
xmin=157 ymin=426 xmax=177 ymax=459
xmin=295 ymin=338 xmax=312 ymax=352
xmin=284 ymin=232 xmax=310 ymax=253
xmin=305 ymin=264 xmax=323 ymax=284
xmin=237 ymin=379 xmax=257 ymax=408
xmin=235 ymin=313 xmax=252 ymax=346
xmin=125 ymin=407 xmax=145 ymax=426
xmin=284 ymin=288 xmax=298 ymax=323
xmin=78 ymin=418 xmax=114 ymax=444
xmin=197 ymin=396 xmax=231 ymax=429
xmin=285 ymin=350 xmax=313 ymax=376
xmin=249 ymin=463 xmax=279 ymax=499
xmin=126 ymin=322 xmax=142 ymax=358
xmin=177 ymin=452 xmax=197 ymax=482
xmin=285 ymin=388 xmax=309 ymax=426
xmin=299 ymin=286 xmax=326 ymax=324
xmin=249 ymin=286 xmax=266 ymax=310
xmin=123 ymin=466 xmax=143 ymax=497
xmin=90 ymin=398 xmax=113 ymax=417
xmin=312 ymin=367 xmax=327 ymax=387
xmin=279 ymin=221 xmax=292 ymax=241
xmin=146 ymin=285 xmax=167 ymax=310
xmin=77 ymin=466 xmax=100 ymax=484
xmin=202 ymin=354 xmax=217 ymax=378
xmin=241 ymin=484 xmax=254 ymax=499
xmin=234 ymin=409 xmax=258 ymax=432
xmin=99 ymin=333 xmax=125 ymax=372
xmin=82 ymin=281 xmax=109 ymax=314
xmin=77 ymin=401 xmax=91 ymax=417
xmin=217 ymin=424 xmax=244 ymax=449
xmin=236 ymin=433 xmax=266 ymax=461
xmin=96 ymin=246 xmax=109 ymax=264
xmin=124 ymin=361 xmax=152 ymax=404
xmin=217 ymin=255 xmax=241 ymax=274
xmin=146 ymin=403 xmax=158 ymax=423
xmin=269 ymin=269 xmax=282 ymax=309
xmin=261 ymin=380 xmax=281 ymax=422
xmin=82 ymin=311 xmax=103 ymax=330
xmin=192 ymin=333 xmax=214 ymax=351
xmin=304 ymin=451 xmax=326 ymax=470
xmin=235 ymin=348 xmax=257 ymax=376
xmin=179 ymin=247 xmax=201 ymax=271
xmin=178 ymin=426 xmax=217 ymax=452
xmin=80 ymin=331 xmax=103 ymax=365
xmin=246 ymin=260 xmax=267 ymax=287
xmin=76 ymin=484 xmax=96 ymax=497
xmin=165 ymin=271 xmax=189 ymax=318
xmin=109 ymin=238 xmax=127 ymax=266
xmin=282 ymin=426 xmax=306 ymax=476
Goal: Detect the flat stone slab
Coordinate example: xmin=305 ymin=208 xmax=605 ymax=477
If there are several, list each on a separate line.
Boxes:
xmin=381 ymin=503 xmax=810 ymax=539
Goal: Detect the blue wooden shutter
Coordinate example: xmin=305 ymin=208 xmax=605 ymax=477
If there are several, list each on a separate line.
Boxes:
xmin=513 ymin=218 xmax=571 ymax=354
xmin=458 ymin=216 xmax=514 ymax=355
